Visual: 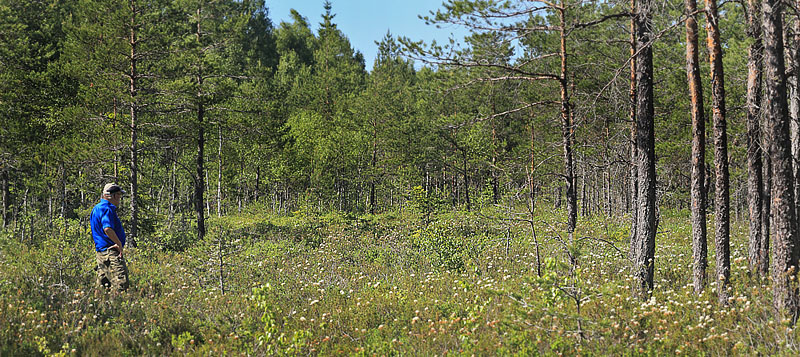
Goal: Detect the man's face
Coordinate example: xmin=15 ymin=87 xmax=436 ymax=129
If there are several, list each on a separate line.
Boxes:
xmin=107 ymin=192 xmax=122 ymax=206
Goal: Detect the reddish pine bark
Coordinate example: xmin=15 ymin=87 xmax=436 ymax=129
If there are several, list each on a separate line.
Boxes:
xmin=705 ymin=0 xmax=730 ymax=304
xmin=685 ymin=0 xmax=707 ymax=293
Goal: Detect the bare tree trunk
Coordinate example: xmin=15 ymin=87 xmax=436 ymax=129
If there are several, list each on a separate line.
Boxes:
xmin=155 ymin=183 xmax=163 ymax=216
xmin=794 ymin=118 xmax=800 ymax=230
xmin=762 ymin=147 xmax=772 ymax=276
xmin=529 ymin=116 xmax=536 ymax=212
xmin=491 ymin=113 xmax=499 ymax=204
xmin=370 ymin=121 xmax=377 ymax=214
xmin=21 ymin=188 xmax=28 ymax=243
xmin=1 ymin=170 xmax=9 ymax=228
xmin=194 ymin=7 xmax=206 ymax=240
xmin=762 ymin=0 xmax=799 ymax=316
xmin=168 ymin=154 xmax=176 ymax=228
xmin=746 ymin=0 xmax=766 ymax=277
xmin=462 ymin=148 xmax=470 ymax=211
xmin=794 ymin=116 xmax=800 ymax=233
xmin=629 ymin=0 xmax=639 ymax=259
xmin=113 ymin=98 xmax=119 ymax=180
xmin=581 ymin=169 xmax=587 ymax=216
xmin=218 ymin=234 xmax=226 ymax=294
xmin=792 ymin=9 xmax=800 ymax=230
xmin=206 ymin=168 xmax=212 ymax=215
xmin=558 ymin=1 xmax=577 ymax=241
xmin=706 ymin=0 xmax=730 ymax=304
xmin=60 ymin=165 xmax=67 ymax=219
xmin=787 ymin=1 xmax=800 ymax=225
xmin=217 ymin=123 xmax=222 ymax=217
xmin=631 ymin=0 xmax=657 ymax=297
xmin=197 ymin=104 xmax=206 ymax=240
xmin=686 ymin=0 xmax=707 ymax=293
xmin=127 ymin=0 xmax=140 ymax=247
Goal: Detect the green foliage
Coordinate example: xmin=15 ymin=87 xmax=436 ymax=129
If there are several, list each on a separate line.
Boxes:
xmin=0 ymin=0 xmax=795 ymax=354
xmin=410 ymin=217 xmax=488 ymax=272
xmin=406 ymin=185 xmax=445 ymax=223
xmin=247 ymin=284 xmax=311 ymax=355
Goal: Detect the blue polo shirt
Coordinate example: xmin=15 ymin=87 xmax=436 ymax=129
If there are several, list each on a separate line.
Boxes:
xmin=90 ymin=199 xmax=126 ymax=252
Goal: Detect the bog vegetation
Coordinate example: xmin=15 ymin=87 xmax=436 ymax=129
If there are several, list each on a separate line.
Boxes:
xmin=1 ymin=0 xmax=800 ymax=355
xmin=0 ymin=205 xmax=796 ymax=355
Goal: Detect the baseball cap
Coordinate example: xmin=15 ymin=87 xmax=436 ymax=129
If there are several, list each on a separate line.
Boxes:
xmin=103 ymin=183 xmax=127 ymax=195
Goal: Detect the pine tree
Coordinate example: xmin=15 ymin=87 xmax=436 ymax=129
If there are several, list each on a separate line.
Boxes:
xmin=685 ymin=0 xmax=707 ymax=293
xmin=745 ymin=0 xmax=766 ymax=277
xmin=164 ymin=0 xmax=253 ymax=239
xmin=631 ymin=0 xmax=657 ymax=296
xmin=705 ymin=0 xmax=731 ymax=304
xmin=761 ymin=0 xmax=799 ymax=315
xmin=65 ymin=0 xmax=173 ymax=244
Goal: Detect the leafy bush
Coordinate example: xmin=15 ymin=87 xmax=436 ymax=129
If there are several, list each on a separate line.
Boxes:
xmin=410 ymin=219 xmax=487 ymax=272
xmin=245 ymin=284 xmax=311 ymax=355
xmin=405 ymin=185 xmax=445 ymax=224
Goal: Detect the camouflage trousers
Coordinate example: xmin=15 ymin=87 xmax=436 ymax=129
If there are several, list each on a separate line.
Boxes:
xmin=96 ymin=248 xmax=129 ymax=292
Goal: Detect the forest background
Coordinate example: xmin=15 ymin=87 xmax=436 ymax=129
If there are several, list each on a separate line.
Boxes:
xmin=2 ymin=0 xmax=800 ymax=354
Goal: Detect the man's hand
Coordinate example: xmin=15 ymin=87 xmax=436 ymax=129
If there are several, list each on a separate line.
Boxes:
xmin=103 ymin=227 xmax=124 ymax=258
xmin=109 ymin=244 xmax=124 ymax=258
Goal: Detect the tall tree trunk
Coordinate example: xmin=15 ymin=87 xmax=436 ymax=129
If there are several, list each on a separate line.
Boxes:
xmin=529 ymin=116 xmax=536 ymax=212
xmin=491 ymin=99 xmax=499 ymax=204
xmin=794 ymin=117 xmax=800 ymax=230
xmin=169 ymin=154 xmax=176 ymax=228
xmin=370 ymin=121 xmax=377 ymax=214
xmin=127 ymin=0 xmax=141 ymax=247
xmin=463 ymin=148 xmax=470 ymax=211
xmin=686 ymin=0 xmax=707 ymax=293
xmin=195 ymin=7 xmax=206 ymax=240
xmin=60 ymin=165 xmax=66 ymax=219
xmin=47 ymin=164 xmax=53 ymax=228
xmin=746 ymin=0 xmax=765 ymax=277
xmin=255 ymin=166 xmax=260 ymax=200
xmin=2 ymin=170 xmax=9 ymax=228
xmin=629 ymin=0 xmax=639 ymax=257
xmin=217 ymin=123 xmax=222 ymax=217
xmin=196 ymin=103 xmax=206 ymax=240
xmin=79 ymin=169 xmax=85 ymax=214
xmin=206 ymin=167 xmax=211 ymax=215
xmin=113 ymin=98 xmax=118 ymax=179
xmin=706 ymin=0 xmax=730 ymax=304
xmin=155 ymin=183 xmax=163 ymax=216
xmin=792 ymin=8 xmax=800 ymax=231
xmin=631 ymin=0 xmax=657 ymax=296
xmin=762 ymin=0 xmax=799 ymax=315
xmin=787 ymin=1 xmax=800 ymax=225
xmin=21 ymin=188 xmax=28 ymax=243
xmin=558 ymin=2 xmax=577 ymax=241
xmin=794 ymin=115 xmax=800 ymax=231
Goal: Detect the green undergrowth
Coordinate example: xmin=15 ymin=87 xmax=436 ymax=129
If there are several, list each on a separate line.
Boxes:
xmin=0 ymin=206 xmax=797 ymax=355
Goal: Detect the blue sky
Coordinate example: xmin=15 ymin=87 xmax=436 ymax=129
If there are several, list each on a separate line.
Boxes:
xmin=266 ymin=0 xmax=470 ymax=71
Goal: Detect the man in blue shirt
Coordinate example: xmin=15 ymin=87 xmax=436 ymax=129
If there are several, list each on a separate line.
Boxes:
xmin=90 ymin=183 xmax=129 ymax=292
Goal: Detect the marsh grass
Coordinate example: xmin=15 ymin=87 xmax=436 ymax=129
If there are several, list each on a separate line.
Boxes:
xmin=0 ymin=206 xmax=796 ymax=355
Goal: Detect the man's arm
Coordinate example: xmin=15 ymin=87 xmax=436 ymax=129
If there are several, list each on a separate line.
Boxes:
xmin=103 ymin=227 xmax=124 ymax=257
